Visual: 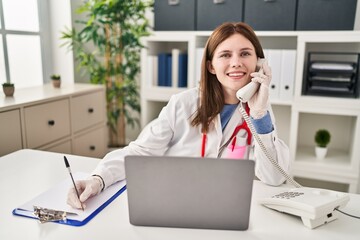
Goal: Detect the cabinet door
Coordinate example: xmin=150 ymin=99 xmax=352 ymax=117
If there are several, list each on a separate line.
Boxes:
xmin=41 ymin=140 xmax=72 ymax=154
xmin=73 ymin=126 xmax=107 ymax=158
xmin=154 ymin=0 xmax=196 ymax=30
xmin=71 ymin=91 xmax=106 ymax=133
xmin=24 ymin=99 xmax=71 ymax=148
xmin=244 ymin=0 xmax=296 ymax=31
xmin=197 ymin=0 xmax=244 ymax=31
xmin=0 ymin=109 xmax=22 ymax=156
xmin=296 ymin=0 xmax=357 ymax=30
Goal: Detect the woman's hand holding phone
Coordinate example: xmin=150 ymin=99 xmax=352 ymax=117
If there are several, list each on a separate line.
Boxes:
xmin=248 ymin=59 xmax=272 ymax=119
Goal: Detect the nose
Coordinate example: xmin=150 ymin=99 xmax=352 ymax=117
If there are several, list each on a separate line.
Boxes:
xmin=231 ymin=56 xmax=243 ymax=68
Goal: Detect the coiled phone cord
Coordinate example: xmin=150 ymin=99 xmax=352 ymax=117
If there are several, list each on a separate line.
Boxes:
xmin=239 ymin=104 xmax=302 ymax=188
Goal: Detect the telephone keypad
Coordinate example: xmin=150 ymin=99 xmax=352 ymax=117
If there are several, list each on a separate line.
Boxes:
xmin=272 ymin=191 xmax=304 ymax=199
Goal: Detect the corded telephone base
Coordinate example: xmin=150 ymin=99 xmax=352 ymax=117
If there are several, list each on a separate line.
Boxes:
xmin=301 ymin=210 xmax=338 ymax=229
xmin=258 ymin=187 xmax=350 ymax=229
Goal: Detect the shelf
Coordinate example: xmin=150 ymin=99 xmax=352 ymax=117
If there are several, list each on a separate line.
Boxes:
xmin=295 ymin=146 xmax=353 ymax=171
xmin=140 ymin=31 xmax=360 ymax=193
xmin=141 ymin=87 xmax=185 ymax=102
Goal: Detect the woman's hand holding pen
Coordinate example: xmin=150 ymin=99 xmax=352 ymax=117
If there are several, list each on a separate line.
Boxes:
xmin=248 ymin=60 xmax=272 ymax=119
xmin=67 ymin=176 xmax=102 ymax=209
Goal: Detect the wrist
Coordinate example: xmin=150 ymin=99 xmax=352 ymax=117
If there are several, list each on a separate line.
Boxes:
xmin=250 ymin=109 xmax=267 ymax=119
xmin=92 ymin=174 xmax=105 ymax=192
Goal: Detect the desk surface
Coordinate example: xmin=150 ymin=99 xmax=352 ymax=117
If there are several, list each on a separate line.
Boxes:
xmin=1 ymin=149 xmax=359 ymax=240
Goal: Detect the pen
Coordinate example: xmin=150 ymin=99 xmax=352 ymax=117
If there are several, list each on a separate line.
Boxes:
xmin=64 ymin=156 xmax=84 ymax=211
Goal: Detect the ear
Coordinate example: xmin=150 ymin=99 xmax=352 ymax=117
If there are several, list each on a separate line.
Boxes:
xmin=207 ymin=60 xmax=216 ymax=74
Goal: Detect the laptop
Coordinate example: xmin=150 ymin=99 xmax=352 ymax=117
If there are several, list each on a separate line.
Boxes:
xmin=124 ymin=156 xmax=255 ymax=230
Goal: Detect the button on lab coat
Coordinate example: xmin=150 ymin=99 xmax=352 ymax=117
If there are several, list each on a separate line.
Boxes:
xmin=93 ymin=88 xmax=290 ymax=189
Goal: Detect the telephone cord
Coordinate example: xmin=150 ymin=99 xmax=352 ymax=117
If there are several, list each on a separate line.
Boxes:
xmin=239 ymin=104 xmax=302 ymax=188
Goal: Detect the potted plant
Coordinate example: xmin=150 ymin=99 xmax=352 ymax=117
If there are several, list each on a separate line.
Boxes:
xmin=314 ymin=129 xmax=331 ymax=160
xmin=2 ymin=82 xmax=15 ymax=97
xmin=50 ymin=74 xmax=61 ymax=88
xmin=61 ymin=0 xmax=152 ymax=147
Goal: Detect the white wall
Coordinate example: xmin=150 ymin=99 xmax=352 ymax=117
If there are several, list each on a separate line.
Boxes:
xmin=48 ymin=0 xmax=74 ymax=84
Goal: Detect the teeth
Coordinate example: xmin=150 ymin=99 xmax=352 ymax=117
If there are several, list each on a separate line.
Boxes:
xmin=228 ymin=73 xmax=244 ymax=77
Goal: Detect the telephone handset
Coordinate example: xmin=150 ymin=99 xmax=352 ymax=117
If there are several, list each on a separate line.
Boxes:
xmin=235 ymin=58 xmax=350 ymax=229
xmin=236 ymin=58 xmax=265 ymax=103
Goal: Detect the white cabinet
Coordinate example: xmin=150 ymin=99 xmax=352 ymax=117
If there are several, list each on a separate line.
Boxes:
xmin=0 ymin=83 xmax=107 ymax=158
xmin=140 ymin=31 xmax=360 ymax=193
xmin=0 ymin=109 xmax=23 ymax=156
xmin=24 ymin=99 xmax=71 ymax=148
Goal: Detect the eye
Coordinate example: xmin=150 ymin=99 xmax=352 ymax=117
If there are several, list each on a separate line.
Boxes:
xmin=220 ymin=53 xmax=231 ymax=58
xmin=240 ymin=51 xmax=251 ymax=57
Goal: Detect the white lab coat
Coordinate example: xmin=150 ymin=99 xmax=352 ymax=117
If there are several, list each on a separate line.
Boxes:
xmin=93 ymin=88 xmax=290 ymax=189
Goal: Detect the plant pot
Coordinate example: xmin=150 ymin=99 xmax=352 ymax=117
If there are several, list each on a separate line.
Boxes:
xmin=315 ymin=146 xmax=328 ymax=160
xmin=52 ymin=79 xmax=61 ymax=88
xmin=3 ymin=86 xmax=15 ymax=97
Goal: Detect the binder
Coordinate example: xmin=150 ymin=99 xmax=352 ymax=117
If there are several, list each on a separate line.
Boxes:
xmin=157 ymin=53 xmax=169 ymax=86
xmin=12 ymin=172 xmax=126 ymax=226
xmin=178 ymin=53 xmax=188 ymax=88
xmin=171 ymin=48 xmax=180 ymax=88
xmin=265 ymin=49 xmax=282 ymax=100
xmin=280 ymin=50 xmax=296 ymax=101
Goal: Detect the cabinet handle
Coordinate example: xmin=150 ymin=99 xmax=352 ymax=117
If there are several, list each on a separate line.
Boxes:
xmin=168 ymin=0 xmax=179 ymax=6
xmin=213 ymin=0 xmax=225 ymax=4
xmin=89 ymin=145 xmax=96 ymax=151
xmin=285 ymin=85 xmax=289 ymax=90
xmin=271 ymin=85 xmax=276 ymax=89
xmin=264 ymin=0 xmax=276 ymax=2
xmin=48 ymin=120 xmax=55 ymax=126
xmin=88 ymin=108 xmax=94 ymax=113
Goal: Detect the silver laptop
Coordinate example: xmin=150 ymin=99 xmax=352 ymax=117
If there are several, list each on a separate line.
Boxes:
xmin=124 ymin=156 xmax=255 ymax=230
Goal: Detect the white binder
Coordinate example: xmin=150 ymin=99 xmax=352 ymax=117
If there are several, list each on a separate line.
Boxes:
xmin=280 ymin=50 xmax=296 ymax=101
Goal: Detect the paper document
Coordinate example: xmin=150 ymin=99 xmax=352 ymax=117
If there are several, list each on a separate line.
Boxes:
xmin=13 ymin=172 xmax=126 ymax=226
xmin=311 ymin=62 xmax=354 ymax=71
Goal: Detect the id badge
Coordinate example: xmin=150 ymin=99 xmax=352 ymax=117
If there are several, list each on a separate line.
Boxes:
xmin=224 ymin=144 xmax=247 ymax=159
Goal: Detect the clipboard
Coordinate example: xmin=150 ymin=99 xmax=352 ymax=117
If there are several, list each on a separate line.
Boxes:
xmin=12 ymin=172 xmax=126 ymax=226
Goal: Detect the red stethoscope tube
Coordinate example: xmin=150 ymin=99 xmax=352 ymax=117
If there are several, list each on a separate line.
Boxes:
xmin=201 ymin=104 xmax=252 ymax=157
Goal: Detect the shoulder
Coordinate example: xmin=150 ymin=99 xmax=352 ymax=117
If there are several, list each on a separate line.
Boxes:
xmin=168 ymin=87 xmax=199 ymax=108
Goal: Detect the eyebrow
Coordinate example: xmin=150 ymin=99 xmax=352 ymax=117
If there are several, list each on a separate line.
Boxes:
xmin=216 ymin=47 xmax=254 ymax=55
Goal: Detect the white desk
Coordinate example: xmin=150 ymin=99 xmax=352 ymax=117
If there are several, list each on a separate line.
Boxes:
xmin=1 ymin=149 xmax=359 ymax=240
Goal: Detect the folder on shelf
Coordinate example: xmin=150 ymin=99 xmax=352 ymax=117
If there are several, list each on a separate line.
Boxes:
xmin=178 ymin=53 xmax=188 ymax=87
xmin=147 ymin=55 xmax=158 ymax=87
xmin=157 ymin=53 xmax=170 ymax=87
xmin=195 ymin=48 xmax=204 ymax=87
xmin=280 ymin=50 xmax=296 ymax=101
xmin=265 ymin=49 xmax=282 ymax=100
xmin=171 ymin=49 xmax=188 ymax=88
xmin=166 ymin=54 xmax=172 ymax=87
xmin=171 ymin=49 xmax=180 ymax=88
xmin=12 ymin=172 xmax=126 ymax=226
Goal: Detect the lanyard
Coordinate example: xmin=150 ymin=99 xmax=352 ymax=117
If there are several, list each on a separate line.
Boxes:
xmin=201 ymin=104 xmax=252 ymax=157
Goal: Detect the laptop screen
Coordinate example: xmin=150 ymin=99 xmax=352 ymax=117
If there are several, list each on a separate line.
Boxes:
xmin=124 ymin=156 xmax=255 ymax=230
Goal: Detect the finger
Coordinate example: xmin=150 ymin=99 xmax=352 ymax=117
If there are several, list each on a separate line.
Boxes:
xmin=67 ymin=188 xmax=83 ymax=209
xmin=262 ymin=60 xmax=272 ymax=76
xmin=251 ymin=76 xmax=267 ymax=84
xmin=80 ymin=184 xmax=94 ymax=202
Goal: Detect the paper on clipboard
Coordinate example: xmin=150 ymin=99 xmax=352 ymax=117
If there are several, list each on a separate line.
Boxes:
xmin=13 ymin=172 xmax=126 ymax=226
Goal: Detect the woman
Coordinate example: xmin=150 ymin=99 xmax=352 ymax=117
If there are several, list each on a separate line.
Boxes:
xmin=68 ymin=22 xmax=290 ymax=209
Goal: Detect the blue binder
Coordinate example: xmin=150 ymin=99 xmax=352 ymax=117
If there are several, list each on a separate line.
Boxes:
xmin=178 ymin=53 xmax=188 ymax=87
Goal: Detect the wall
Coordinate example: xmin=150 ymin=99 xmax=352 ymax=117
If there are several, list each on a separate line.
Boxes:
xmin=48 ymin=0 xmax=74 ymax=84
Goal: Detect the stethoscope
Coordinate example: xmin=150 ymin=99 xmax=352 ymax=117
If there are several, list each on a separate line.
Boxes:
xmin=201 ymin=104 xmax=252 ymax=157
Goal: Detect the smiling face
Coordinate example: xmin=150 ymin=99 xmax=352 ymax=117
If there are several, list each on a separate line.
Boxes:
xmin=207 ymin=33 xmax=258 ymax=104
